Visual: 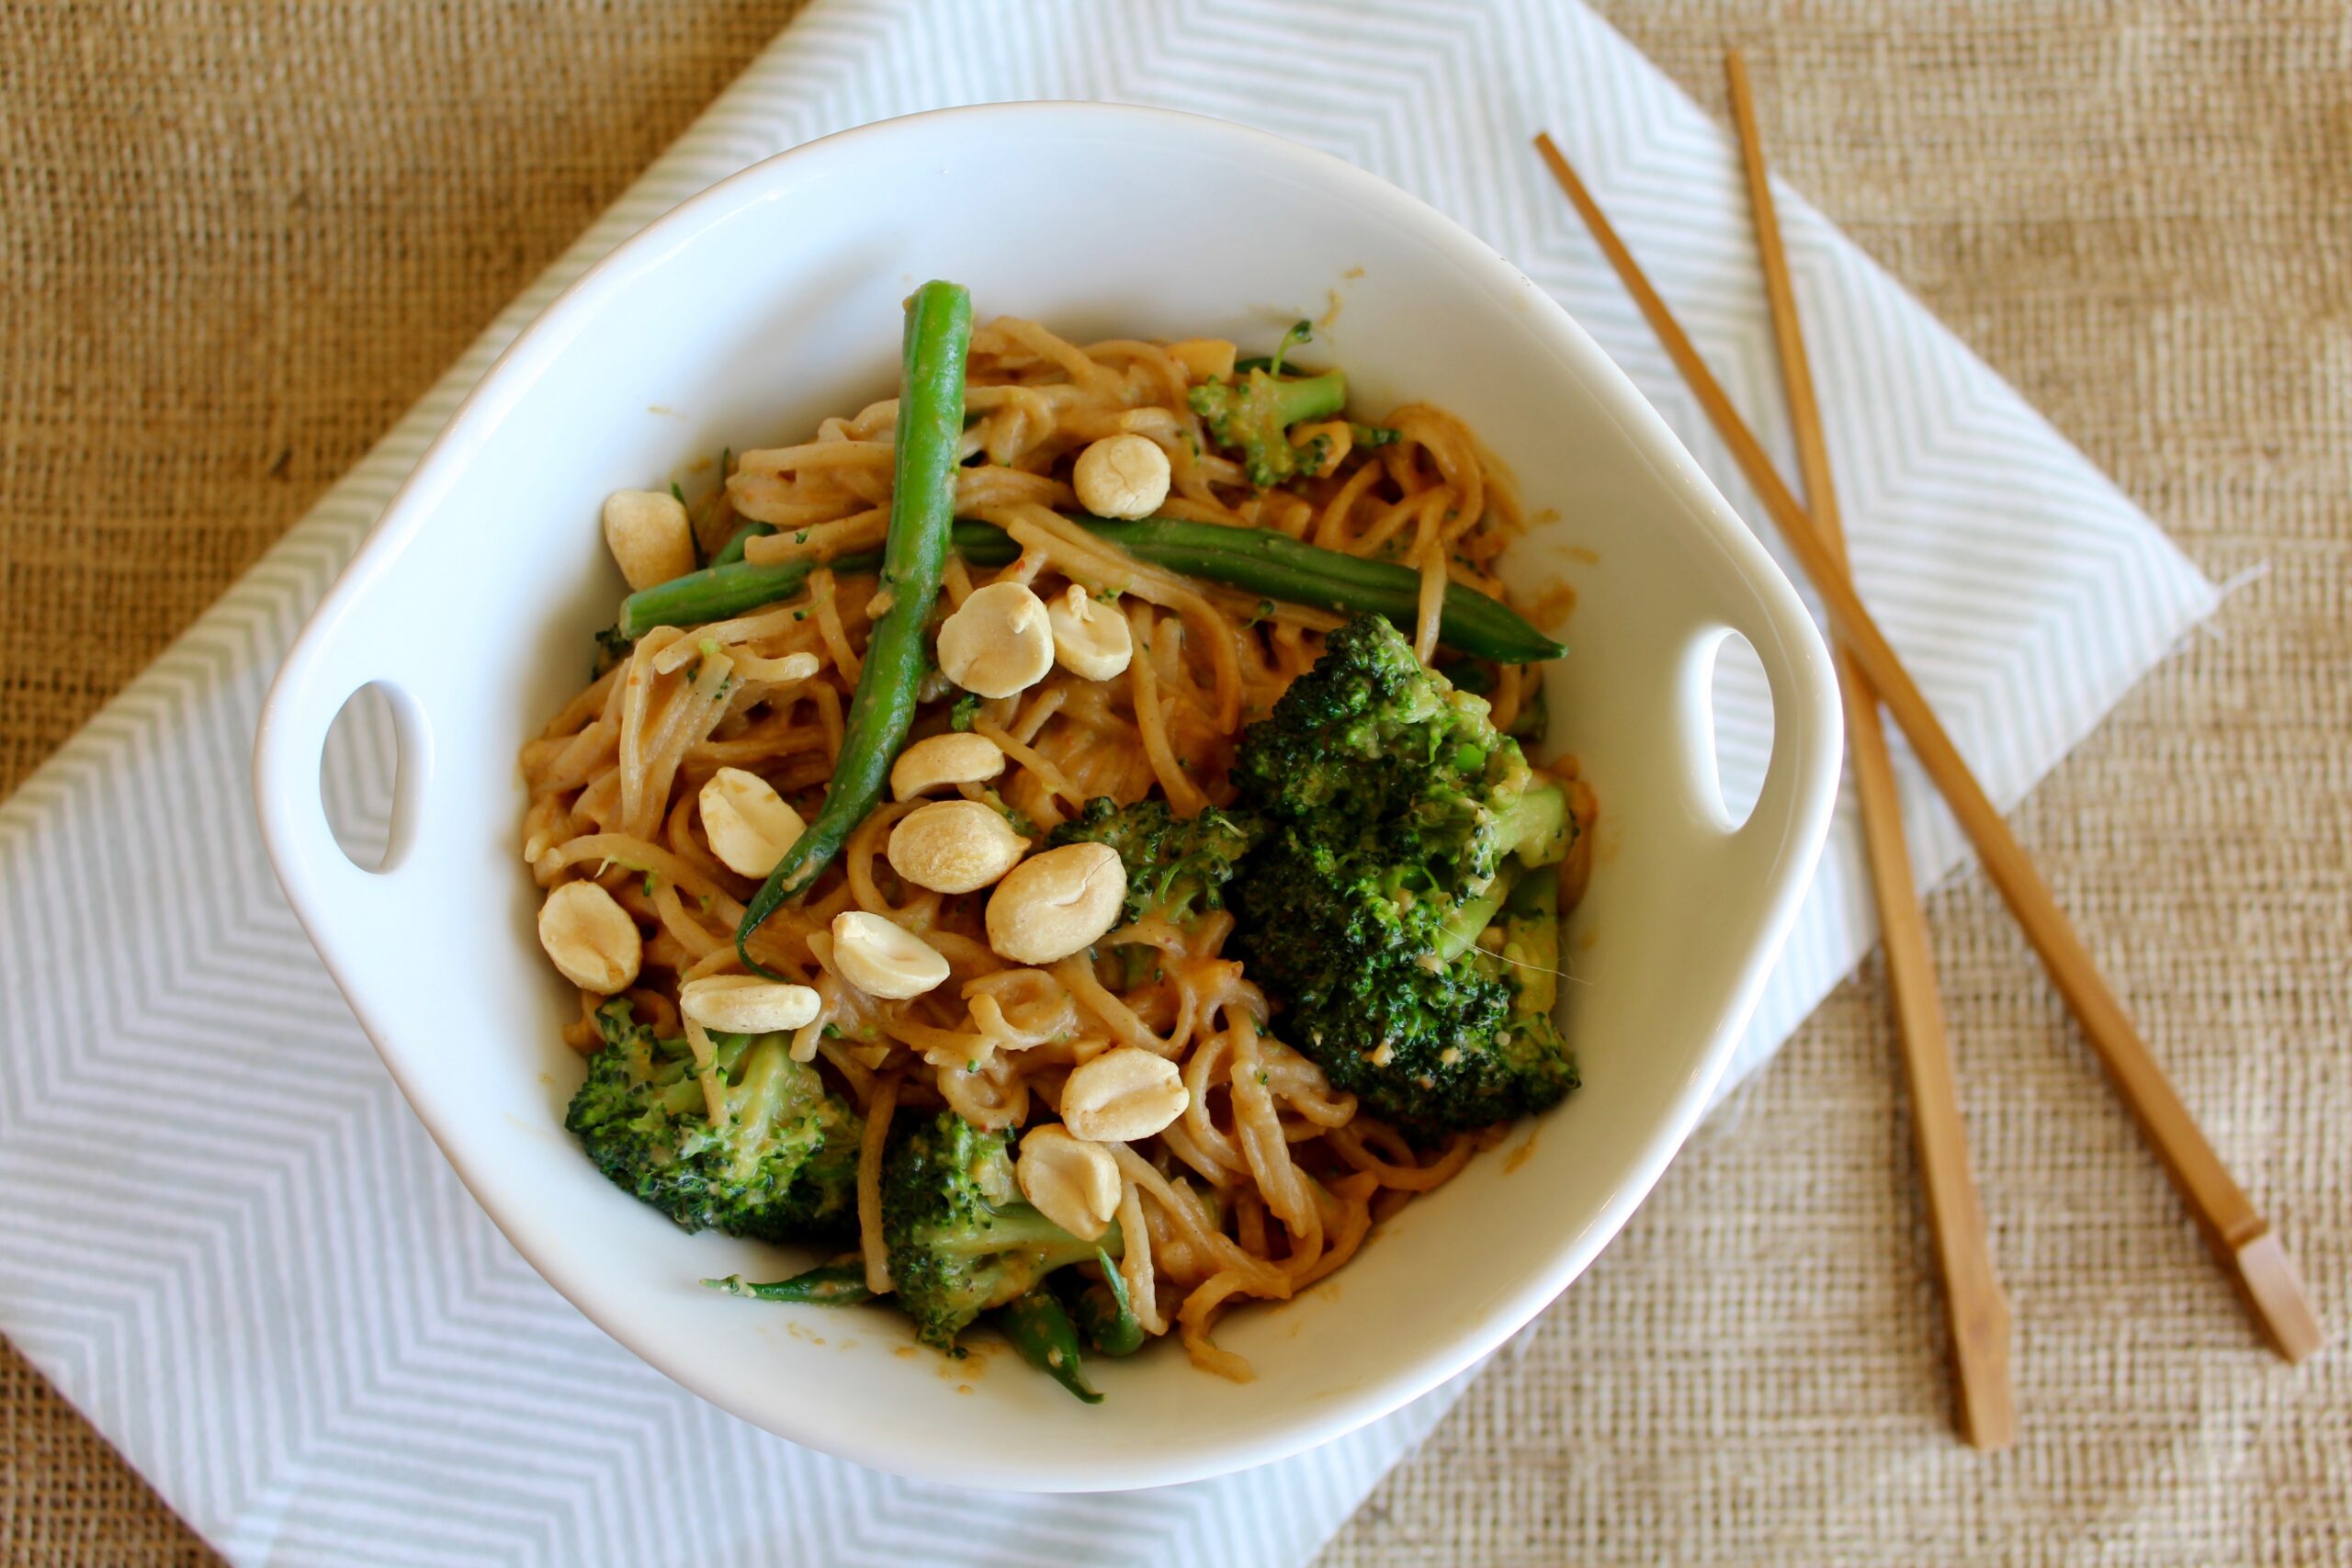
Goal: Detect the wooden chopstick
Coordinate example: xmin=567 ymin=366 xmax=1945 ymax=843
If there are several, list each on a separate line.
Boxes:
xmin=1725 ymin=50 xmax=2016 ymax=1449
xmin=1532 ymin=129 xmax=2324 ymax=1364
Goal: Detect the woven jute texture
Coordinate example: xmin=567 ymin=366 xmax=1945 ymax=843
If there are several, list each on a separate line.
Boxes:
xmin=2 ymin=2 xmax=2346 ymax=1563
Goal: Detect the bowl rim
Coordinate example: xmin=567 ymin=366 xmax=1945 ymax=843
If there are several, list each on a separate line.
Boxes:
xmin=256 ymin=98 xmax=1842 ymax=1491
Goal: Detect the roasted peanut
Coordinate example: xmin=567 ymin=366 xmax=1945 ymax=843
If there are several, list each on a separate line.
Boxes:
xmin=678 ymin=974 xmax=821 ymax=1032
xmin=1046 ymin=585 xmax=1134 ymax=682
xmin=984 ymin=841 xmax=1126 ymax=964
xmin=537 ymin=879 xmax=643 ymax=993
xmin=1072 ymin=433 xmax=1170 ymax=521
xmin=601 ymin=488 xmax=696 ymax=592
xmin=889 ymin=731 xmax=1007 ymax=800
xmin=830 ymin=911 xmax=950 ymax=999
xmin=1015 ymin=1123 xmax=1121 ymax=1240
xmin=1059 ymin=1045 xmax=1190 ymax=1143
xmin=888 ymin=800 xmax=1030 ymax=894
xmin=935 ymin=581 xmax=1054 ymax=699
xmin=699 ymin=766 xmax=806 ymax=878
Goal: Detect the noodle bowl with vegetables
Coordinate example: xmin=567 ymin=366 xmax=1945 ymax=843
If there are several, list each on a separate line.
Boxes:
xmin=520 ymin=281 xmax=1596 ymax=1401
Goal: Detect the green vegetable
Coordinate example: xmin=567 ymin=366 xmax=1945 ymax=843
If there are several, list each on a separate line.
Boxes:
xmin=1229 ymin=614 xmax=1578 ymax=1132
xmin=1497 ymin=866 xmax=1564 ymax=1043
xmin=881 ymin=1111 xmax=1119 ymax=1351
xmin=565 ymin=999 xmax=861 ymax=1240
xmin=948 ymin=691 xmax=982 ymax=731
xmin=996 ymin=1285 xmax=1102 ymax=1404
xmin=1072 ymin=518 xmax=1563 ymax=664
xmin=702 ymin=1258 xmax=874 ymax=1304
xmin=1190 ymin=365 xmax=1348 ymax=489
xmin=1047 ymin=796 xmax=1264 ymax=926
xmin=1193 ymin=321 xmax=1343 ymax=487
xmin=1070 ymin=1249 xmax=1144 ymax=1357
xmin=619 ymin=515 xmax=1558 ymax=664
xmin=591 ymin=623 xmax=633 ymax=678
xmin=616 ymin=553 xmax=833 ymax=639
xmin=711 ymin=519 xmax=775 ymax=567
xmin=734 ymin=279 xmax=973 ymax=968
xmin=1451 ymin=660 xmax=1552 ymax=743
xmin=1230 ymin=319 xmax=1317 ymax=378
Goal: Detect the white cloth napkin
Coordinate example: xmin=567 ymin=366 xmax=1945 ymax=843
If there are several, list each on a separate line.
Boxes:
xmin=0 ymin=2 xmax=2216 ymax=1563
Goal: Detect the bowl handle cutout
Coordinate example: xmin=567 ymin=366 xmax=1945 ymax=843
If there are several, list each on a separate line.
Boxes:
xmin=254 ymin=649 xmax=432 ymax=907
xmin=1687 ymin=626 xmax=1772 ymax=831
xmin=1673 ymin=611 xmax=1840 ymax=890
xmin=317 ymin=682 xmax=421 ymax=874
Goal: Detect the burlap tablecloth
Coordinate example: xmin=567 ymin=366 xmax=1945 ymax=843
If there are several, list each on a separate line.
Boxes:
xmin=3 ymin=3 xmax=2344 ymax=1562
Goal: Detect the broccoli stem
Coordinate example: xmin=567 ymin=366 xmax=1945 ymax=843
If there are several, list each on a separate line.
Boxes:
xmin=1434 ymin=883 xmax=1509 ymax=963
xmin=923 ymin=1204 xmax=1114 ymax=1260
xmin=1234 ymin=318 xmax=1316 ymax=377
xmin=1432 ymin=781 xmax=1567 ymax=959
xmin=1264 ymin=367 xmax=1346 ymax=427
xmin=718 ymin=1036 xmax=798 ymax=1182
xmin=1499 ymin=777 xmax=1568 ymax=866
xmin=1505 ymin=863 xmax=1559 ymax=918
xmin=996 ymin=1286 xmax=1103 ymax=1404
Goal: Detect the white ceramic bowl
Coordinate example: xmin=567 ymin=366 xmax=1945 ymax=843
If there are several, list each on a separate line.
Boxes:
xmin=255 ymin=103 xmax=1841 ymax=1492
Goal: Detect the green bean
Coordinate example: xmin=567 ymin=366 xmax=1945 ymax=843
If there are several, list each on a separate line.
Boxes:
xmin=711 ymin=519 xmax=775 ymax=568
xmin=996 ymin=1285 xmax=1103 ymax=1404
xmin=701 ymin=1259 xmax=874 ymax=1305
xmin=1075 ymin=518 xmax=1563 ymax=664
xmin=895 ymin=518 xmax=1559 ymax=661
xmin=734 ymin=280 xmax=972 ymax=967
xmin=616 ymin=525 xmax=981 ymax=639
xmin=621 ymin=515 xmax=1558 ymax=664
xmin=1069 ymin=1248 xmax=1144 ymax=1357
xmin=617 ymin=555 xmax=818 ymax=637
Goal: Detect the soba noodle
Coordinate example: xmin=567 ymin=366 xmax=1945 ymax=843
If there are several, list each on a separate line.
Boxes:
xmin=522 ymin=317 xmax=1572 ymax=1378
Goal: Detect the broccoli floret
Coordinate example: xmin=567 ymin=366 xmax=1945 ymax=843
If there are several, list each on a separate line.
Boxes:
xmin=1236 ymin=613 xmax=1565 ymax=877
xmin=1440 ymin=658 xmax=1550 ymax=743
xmin=1188 ymin=321 xmax=1348 ymax=489
xmin=1488 ymin=864 xmax=1577 ymax=1094
xmin=1231 ymin=614 xmax=1576 ymax=1132
xmin=1232 ymin=319 xmax=1315 ymax=378
xmin=1046 ymin=796 xmax=1265 ymax=926
xmin=566 ymin=999 xmax=860 ymax=1240
xmin=881 ymin=1111 xmax=1117 ymax=1350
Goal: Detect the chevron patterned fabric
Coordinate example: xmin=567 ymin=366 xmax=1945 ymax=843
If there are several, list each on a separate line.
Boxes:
xmin=0 ymin=2 xmax=2256 ymax=1564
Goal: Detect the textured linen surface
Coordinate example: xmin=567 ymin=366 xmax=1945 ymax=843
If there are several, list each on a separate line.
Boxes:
xmin=0 ymin=3 xmax=2344 ymax=1566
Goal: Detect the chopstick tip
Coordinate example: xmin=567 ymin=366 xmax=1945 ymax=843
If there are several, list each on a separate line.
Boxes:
xmin=1948 ymin=1280 xmax=2016 ymax=1451
xmin=2234 ymin=1226 xmax=2325 ymax=1362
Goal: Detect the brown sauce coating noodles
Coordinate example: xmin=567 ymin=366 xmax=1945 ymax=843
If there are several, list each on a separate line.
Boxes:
xmin=523 ymin=317 xmax=1574 ymax=1378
